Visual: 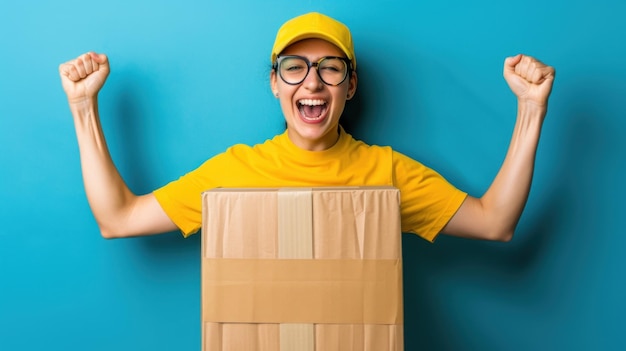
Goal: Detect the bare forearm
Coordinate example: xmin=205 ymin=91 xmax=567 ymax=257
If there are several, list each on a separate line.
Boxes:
xmin=70 ymin=98 xmax=136 ymax=236
xmin=479 ymin=102 xmax=545 ymax=239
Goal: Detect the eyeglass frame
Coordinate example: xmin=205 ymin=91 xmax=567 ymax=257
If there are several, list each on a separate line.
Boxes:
xmin=272 ymin=55 xmax=353 ymax=86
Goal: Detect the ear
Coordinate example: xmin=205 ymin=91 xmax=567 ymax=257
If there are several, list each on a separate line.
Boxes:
xmin=346 ymin=71 xmax=358 ymax=100
xmin=270 ymin=70 xmax=279 ymax=97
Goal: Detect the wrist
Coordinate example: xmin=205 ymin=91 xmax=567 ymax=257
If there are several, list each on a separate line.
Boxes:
xmin=69 ymin=96 xmax=98 ymax=114
xmin=68 ymin=93 xmax=98 ymax=105
xmin=517 ymin=99 xmax=547 ymax=122
xmin=69 ymin=96 xmax=102 ymax=133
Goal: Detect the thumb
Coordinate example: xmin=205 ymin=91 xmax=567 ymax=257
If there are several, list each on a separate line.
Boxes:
xmin=503 ymin=54 xmax=523 ymax=82
xmin=503 ymin=54 xmax=522 ymax=72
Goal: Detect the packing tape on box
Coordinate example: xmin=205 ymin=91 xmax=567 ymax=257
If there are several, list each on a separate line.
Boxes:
xmin=202 ymin=258 xmax=402 ymax=324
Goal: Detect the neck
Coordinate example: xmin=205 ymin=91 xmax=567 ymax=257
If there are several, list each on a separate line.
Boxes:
xmin=287 ymin=126 xmax=341 ymax=151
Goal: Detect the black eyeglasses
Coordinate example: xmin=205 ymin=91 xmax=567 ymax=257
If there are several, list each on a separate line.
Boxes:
xmin=274 ymin=55 xmax=352 ymax=86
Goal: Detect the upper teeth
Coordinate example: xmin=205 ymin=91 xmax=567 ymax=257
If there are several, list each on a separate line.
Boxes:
xmin=299 ymin=99 xmax=326 ymax=106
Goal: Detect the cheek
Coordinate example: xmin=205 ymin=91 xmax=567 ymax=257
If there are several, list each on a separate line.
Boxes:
xmin=333 ymin=87 xmax=350 ymax=104
xmin=278 ymin=93 xmax=296 ymax=114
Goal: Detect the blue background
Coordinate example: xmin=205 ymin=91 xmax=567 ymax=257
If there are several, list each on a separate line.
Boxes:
xmin=1 ymin=0 xmax=625 ymax=350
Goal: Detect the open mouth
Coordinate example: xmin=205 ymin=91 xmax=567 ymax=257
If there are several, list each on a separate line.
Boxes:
xmin=297 ymin=99 xmax=328 ymax=123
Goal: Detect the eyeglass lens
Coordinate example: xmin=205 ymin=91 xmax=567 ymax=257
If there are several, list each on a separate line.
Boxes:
xmin=278 ymin=56 xmax=348 ymax=86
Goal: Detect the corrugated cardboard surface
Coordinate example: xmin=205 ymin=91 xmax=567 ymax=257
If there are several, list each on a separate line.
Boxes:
xmin=201 ymin=187 xmax=404 ymax=351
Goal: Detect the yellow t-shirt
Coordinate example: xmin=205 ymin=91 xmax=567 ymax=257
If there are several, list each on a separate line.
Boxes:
xmin=153 ymin=128 xmax=467 ymax=242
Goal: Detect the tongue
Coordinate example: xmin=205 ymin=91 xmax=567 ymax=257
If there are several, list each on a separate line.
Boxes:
xmin=302 ymin=104 xmax=324 ymax=118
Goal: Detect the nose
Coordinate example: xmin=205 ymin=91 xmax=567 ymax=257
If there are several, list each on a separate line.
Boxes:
xmin=302 ymin=66 xmax=324 ymax=91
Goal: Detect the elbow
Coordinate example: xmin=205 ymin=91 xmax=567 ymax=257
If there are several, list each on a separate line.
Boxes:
xmin=98 ymin=223 xmax=128 ymax=239
xmin=495 ymin=231 xmax=514 ymax=242
xmin=99 ymin=227 xmax=120 ymax=239
xmin=486 ymin=227 xmax=515 ymax=242
xmin=482 ymin=212 xmax=518 ymax=242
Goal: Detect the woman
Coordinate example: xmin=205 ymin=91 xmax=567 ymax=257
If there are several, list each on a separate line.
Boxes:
xmin=59 ymin=12 xmax=555 ymax=242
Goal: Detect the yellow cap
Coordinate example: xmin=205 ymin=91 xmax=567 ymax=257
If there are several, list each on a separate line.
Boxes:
xmin=271 ymin=12 xmax=356 ymax=70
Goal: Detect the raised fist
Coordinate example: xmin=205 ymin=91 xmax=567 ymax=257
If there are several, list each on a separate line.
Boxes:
xmin=59 ymin=52 xmax=110 ymax=104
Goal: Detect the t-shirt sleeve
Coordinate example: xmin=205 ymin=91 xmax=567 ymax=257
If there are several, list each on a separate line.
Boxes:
xmin=393 ymin=151 xmax=467 ymax=242
xmin=153 ymin=158 xmax=220 ymax=238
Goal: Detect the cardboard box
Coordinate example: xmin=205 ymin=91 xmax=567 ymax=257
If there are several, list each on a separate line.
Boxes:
xmin=201 ymin=187 xmax=404 ymax=350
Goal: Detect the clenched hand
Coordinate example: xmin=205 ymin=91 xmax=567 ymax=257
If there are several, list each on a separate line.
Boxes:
xmin=503 ymin=54 xmax=555 ymax=109
xmin=59 ymin=52 xmax=110 ymax=105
